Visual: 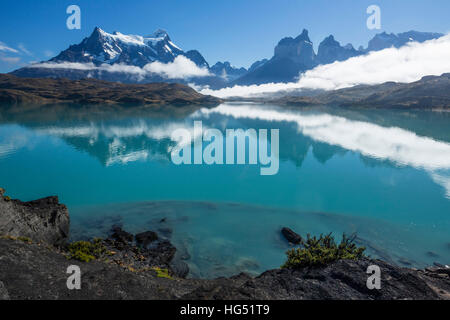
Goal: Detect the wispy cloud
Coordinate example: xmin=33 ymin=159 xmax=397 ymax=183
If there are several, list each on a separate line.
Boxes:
xmin=28 ymin=55 xmax=211 ymax=80
xmin=17 ymin=43 xmax=32 ymax=56
xmin=0 ymin=56 xmax=21 ymax=63
xmin=201 ymin=34 xmax=450 ymax=98
xmin=0 ymin=41 xmax=18 ymax=53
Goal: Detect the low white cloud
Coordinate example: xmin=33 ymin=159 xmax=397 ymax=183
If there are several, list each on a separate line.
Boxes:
xmin=202 ymin=34 xmax=450 ymax=98
xmin=28 ymin=55 xmax=211 ymax=80
xmin=143 ymin=56 xmax=211 ymax=79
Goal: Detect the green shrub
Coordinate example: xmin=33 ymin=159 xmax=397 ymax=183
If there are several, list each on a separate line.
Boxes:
xmin=151 ymin=267 xmax=173 ymax=279
xmin=67 ymin=239 xmax=108 ymax=262
xmin=282 ymin=233 xmax=365 ymax=269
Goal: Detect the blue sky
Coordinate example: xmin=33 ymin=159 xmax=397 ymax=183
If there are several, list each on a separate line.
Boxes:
xmin=0 ymin=0 xmax=449 ymax=73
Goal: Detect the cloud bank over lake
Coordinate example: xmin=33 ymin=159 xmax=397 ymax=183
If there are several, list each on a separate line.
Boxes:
xmin=29 ymin=55 xmax=211 ymax=80
xmin=201 ymin=34 xmax=450 ymax=98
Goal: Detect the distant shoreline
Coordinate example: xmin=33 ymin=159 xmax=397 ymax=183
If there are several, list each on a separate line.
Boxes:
xmin=0 ymin=74 xmax=222 ymax=107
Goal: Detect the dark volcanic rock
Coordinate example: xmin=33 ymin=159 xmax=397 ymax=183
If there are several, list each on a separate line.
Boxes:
xmin=281 ymin=227 xmax=303 ymax=245
xmin=1 ymin=193 xmax=449 ymax=300
xmin=148 ymin=240 xmax=177 ymax=265
xmin=135 ymin=231 xmax=159 ymax=247
xmin=0 ymin=281 xmax=9 ymax=300
xmin=170 ymin=260 xmax=190 ymax=278
xmin=110 ymin=226 xmax=133 ymax=244
xmin=0 ymin=189 xmax=69 ymax=246
xmin=2 ymin=236 xmax=449 ymax=300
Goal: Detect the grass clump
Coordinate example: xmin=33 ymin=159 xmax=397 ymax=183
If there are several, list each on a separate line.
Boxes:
xmin=1 ymin=235 xmax=32 ymax=243
xmin=282 ymin=233 xmax=365 ymax=269
xmin=67 ymin=238 xmax=108 ymax=263
xmin=17 ymin=236 xmax=32 ymax=244
xmin=151 ymin=267 xmax=173 ymax=279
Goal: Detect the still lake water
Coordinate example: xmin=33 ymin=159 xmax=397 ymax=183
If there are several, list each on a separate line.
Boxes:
xmin=1 ymin=102 xmax=449 ymax=278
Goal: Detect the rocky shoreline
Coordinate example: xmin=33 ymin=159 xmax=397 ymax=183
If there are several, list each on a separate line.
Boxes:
xmin=0 ymin=189 xmax=449 ymax=300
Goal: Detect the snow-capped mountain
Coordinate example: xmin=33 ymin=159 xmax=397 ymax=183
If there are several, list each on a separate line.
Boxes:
xmin=366 ymin=31 xmax=444 ymax=52
xmin=52 ymin=27 xmax=190 ymax=67
xmin=10 ymin=27 xmax=445 ymax=89
xmin=11 ymin=27 xmax=228 ymax=88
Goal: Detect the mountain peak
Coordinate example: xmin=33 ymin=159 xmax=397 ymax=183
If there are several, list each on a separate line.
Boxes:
xmin=295 ymin=29 xmax=311 ymax=42
xmin=91 ymin=26 xmax=106 ymax=37
xmin=149 ymin=29 xmax=169 ymax=39
xmin=320 ymin=35 xmax=339 ymax=46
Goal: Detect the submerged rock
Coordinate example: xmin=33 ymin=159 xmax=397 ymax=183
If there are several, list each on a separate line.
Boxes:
xmin=157 ymin=227 xmax=173 ymax=239
xmin=0 ymin=189 xmax=69 ymax=246
xmin=427 ymin=251 xmax=440 ymax=258
xmin=110 ymin=226 xmax=133 ymax=244
xmin=434 ymin=262 xmax=448 ymax=268
xmin=135 ymin=231 xmax=158 ymax=247
xmin=170 ymin=260 xmax=190 ymax=278
xmin=398 ymin=258 xmax=414 ymax=266
xmin=281 ymin=227 xmax=303 ymax=245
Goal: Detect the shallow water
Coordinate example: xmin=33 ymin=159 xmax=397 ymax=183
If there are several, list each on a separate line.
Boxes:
xmin=0 ymin=103 xmax=449 ymax=277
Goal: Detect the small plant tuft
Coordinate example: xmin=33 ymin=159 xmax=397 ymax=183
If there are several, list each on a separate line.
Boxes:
xmin=151 ymin=267 xmax=173 ymax=279
xmin=1 ymin=235 xmax=31 ymax=243
xmin=67 ymin=239 xmax=108 ymax=263
xmin=282 ymin=233 xmax=365 ymax=269
xmin=17 ymin=236 xmax=32 ymax=244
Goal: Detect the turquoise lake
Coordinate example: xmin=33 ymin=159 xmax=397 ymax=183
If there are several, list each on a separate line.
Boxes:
xmin=0 ymin=103 xmax=449 ymax=278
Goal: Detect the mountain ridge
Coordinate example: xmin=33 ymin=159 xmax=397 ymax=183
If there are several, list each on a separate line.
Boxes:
xmin=266 ymin=73 xmax=450 ymax=109
xmin=10 ymin=28 xmax=445 ymax=88
xmin=232 ymin=29 xmax=444 ymax=86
